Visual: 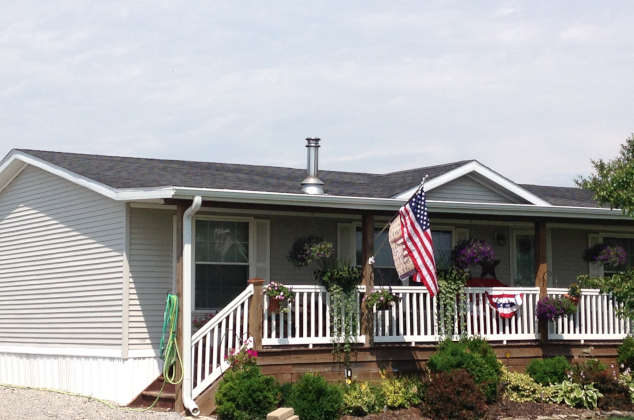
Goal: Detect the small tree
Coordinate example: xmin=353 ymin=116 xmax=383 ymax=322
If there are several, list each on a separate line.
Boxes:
xmin=576 ymin=134 xmax=634 ymax=217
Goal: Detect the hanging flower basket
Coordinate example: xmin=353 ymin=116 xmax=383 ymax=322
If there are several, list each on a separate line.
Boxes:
xmin=264 ymin=281 xmax=294 ymax=314
xmin=566 ymin=283 xmax=581 ymax=305
xmin=364 ymin=289 xmax=400 ymax=311
xmin=452 ymin=239 xmax=496 ymax=270
xmin=583 ymin=244 xmax=627 ymax=268
xmin=536 ymin=295 xmax=577 ymax=321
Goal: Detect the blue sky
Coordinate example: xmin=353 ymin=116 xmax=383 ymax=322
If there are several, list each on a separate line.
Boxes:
xmin=1 ymin=1 xmax=633 ymax=186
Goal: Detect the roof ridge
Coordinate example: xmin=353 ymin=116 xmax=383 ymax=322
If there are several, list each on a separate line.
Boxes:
xmin=520 ymin=183 xmax=584 ymax=190
xmin=383 ymin=159 xmax=475 ymax=177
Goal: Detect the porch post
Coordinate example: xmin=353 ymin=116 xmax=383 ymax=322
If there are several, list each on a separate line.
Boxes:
xmin=535 ymin=221 xmax=549 ymax=342
xmin=248 ymin=277 xmax=265 ymax=351
xmin=360 ymin=213 xmax=374 ymax=346
xmin=174 ymin=202 xmax=186 ymax=413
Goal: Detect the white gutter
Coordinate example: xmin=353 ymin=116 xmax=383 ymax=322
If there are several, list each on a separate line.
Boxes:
xmin=182 ymin=195 xmax=202 ymax=416
xmin=171 ymin=186 xmax=630 ymax=221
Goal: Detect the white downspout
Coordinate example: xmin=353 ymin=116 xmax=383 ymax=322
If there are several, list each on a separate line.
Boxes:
xmin=183 ymin=195 xmax=202 ymax=416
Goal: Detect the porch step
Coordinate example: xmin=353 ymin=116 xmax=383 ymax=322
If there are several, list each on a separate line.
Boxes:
xmin=267 ymin=407 xmax=295 ymax=420
xmin=128 ymin=375 xmax=177 ymax=411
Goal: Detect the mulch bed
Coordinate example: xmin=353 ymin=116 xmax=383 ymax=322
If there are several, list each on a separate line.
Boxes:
xmin=339 ymin=399 xmax=620 ymax=419
xmin=484 ymin=399 xmax=592 ymax=419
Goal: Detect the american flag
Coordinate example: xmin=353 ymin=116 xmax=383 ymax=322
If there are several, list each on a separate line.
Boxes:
xmin=399 ymin=187 xmax=438 ymax=296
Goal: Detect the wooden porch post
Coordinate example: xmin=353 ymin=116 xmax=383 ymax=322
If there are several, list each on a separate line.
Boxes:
xmin=535 ymin=221 xmax=549 ymax=342
xmin=361 ymin=213 xmax=374 ymax=346
xmin=174 ymin=202 xmax=186 ymax=413
xmin=248 ymin=278 xmax=265 ymax=351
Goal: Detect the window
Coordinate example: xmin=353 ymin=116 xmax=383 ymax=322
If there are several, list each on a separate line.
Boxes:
xmin=513 ymin=233 xmax=535 ymax=287
xmin=195 ymin=219 xmax=250 ymax=310
xmin=603 ymin=236 xmax=634 ymax=276
xmin=355 ymin=227 xmax=400 ymax=285
xmin=354 ymin=227 xmax=453 ymax=284
xmin=432 ymin=230 xmax=453 ymax=272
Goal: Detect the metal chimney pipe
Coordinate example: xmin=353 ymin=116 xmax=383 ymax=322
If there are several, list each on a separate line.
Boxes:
xmin=301 ymin=137 xmax=325 ymax=194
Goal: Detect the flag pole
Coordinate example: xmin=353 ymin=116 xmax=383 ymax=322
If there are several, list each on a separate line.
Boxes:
xmin=368 ymin=174 xmax=429 ymax=266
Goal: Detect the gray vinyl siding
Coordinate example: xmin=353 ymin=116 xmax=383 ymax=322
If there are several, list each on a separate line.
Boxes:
xmin=428 ymin=175 xmax=524 ymax=204
xmin=128 ymin=208 xmax=174 ymax=351
xmin=551 ymin=228 xmax=588 ymax=288
xmin=0 ymin=165 xmax=125 ymax=348
xmin=270 ymin=215 xmax=340 ymax=285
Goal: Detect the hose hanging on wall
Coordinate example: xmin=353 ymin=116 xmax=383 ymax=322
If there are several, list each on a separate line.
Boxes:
xmin=160 ymin=293 xmax=184 ymax=385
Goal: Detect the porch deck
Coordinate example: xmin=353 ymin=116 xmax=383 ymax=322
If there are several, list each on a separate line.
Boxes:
xmin=188 ymin=282 xmax=631 ymax=409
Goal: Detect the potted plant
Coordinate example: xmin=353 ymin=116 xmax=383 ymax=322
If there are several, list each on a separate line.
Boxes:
xmin=264 ymin=281 xmax=294 ymax=314
xmin=566 ymin=283 xmax=581 ymax=305
xmin=583 ymin=244 xmax=627 ymax=269
xmin=536 ymin=296 xmax=577 ymax=321
xmin=452 ymin=239 xmax=496 ymax=273
xmin=364 ymin=288 xmax=400 ymax=311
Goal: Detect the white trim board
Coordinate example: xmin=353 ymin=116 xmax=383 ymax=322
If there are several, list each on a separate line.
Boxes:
xmin=392 ymin=160 xmax=551 ymax=206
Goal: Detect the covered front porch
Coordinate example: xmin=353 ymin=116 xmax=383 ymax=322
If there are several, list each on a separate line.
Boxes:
xmin=166 ymin=198 xmax=634 ymax=414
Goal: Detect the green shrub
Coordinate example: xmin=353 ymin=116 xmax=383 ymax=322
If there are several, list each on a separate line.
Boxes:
xmin=500 ymin=366 xmax=550 ymax=403
xmin=286 ymin=373 xmax=343 ymax=420
xmin=215 ymin=365 xmax=280 ymax=420
xmin=619 ymin=336 xmax=634 ymax=370
xmin=547 ymin=380 xmax=602 ymax=409
xmin=380 ymin=376 xmax=422 ymax=409
xmin=425 ymin=369 xmax=487 ymax=420
xmin=342 ymin=382 xmax=385 ymax=416
xmin=279 ymin=382 xmax=293 ymax=406
xmin=427 ymin=337 xmax=501 ymax=401
xmin=526 ymin=356 xmax=571 ymax=385
xmin=573 ymin=366 xmax=632 ymax=411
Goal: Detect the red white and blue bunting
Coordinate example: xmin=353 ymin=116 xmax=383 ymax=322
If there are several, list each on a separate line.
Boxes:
xmin=485 ymin=292 xmax=523 ymax=319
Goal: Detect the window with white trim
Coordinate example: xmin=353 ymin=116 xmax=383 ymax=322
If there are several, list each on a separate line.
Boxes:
xmin=195 ymin=219 xmax=250 ymax=310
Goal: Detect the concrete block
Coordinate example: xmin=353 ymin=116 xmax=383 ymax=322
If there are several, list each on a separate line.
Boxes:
xmin=267 ymin=407 xmax=295 ymax=420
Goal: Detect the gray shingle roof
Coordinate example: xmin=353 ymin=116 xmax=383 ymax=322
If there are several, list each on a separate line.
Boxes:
xmin=14 ymin=149 xmax=600 ymax=207
xmin=520 ymin=184 xmax=601 ymax=208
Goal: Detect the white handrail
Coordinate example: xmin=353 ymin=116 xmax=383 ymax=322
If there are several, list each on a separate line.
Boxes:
xmin=191 ymin=284 xmax=254 ymax=399
xmin=192 ymin=284 xmax=254 ymax=342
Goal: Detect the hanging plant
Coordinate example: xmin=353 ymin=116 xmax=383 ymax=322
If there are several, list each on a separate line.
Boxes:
xmin=583 ymin=244 xmax=627 ymax=268
xmin=436 ymin=267 xmax=469 ymax=339
xmin=288 ymin=236 xmax=334 ymax=267
xmin=316 ymin=262 xmax=362 ymax=366
xmin=264 ymin=281 xmax=294 ymax=314
xmin=452 ymin=239 xmax=496 ymax=269
xmin=364 ymin=289 xmax=400 ymax=311
xmin=536 ymin=296 xmax=577 ymax=321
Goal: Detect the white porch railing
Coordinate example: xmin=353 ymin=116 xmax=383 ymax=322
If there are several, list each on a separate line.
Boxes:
xmin=547 ymin=288 xmax=633 ymax=341
xmin=191 ymin=284 xmax=253 ymax=399
xmin=371 ymin=286 xmax=541 ymax=344
xmin=262 ymin=285 xmax=365 ymax=346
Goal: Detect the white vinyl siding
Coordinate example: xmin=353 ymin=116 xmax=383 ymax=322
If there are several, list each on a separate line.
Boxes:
xmin=427 ymin=174 xmax=525 ymax=204
xmin=0 ymin=165 xmax=125 ymax=349
xmin=128 ymin=208 xmax=174 ymax=351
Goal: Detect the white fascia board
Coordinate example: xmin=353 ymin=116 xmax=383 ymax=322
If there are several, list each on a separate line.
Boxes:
xmin=0 ymin=151 xmax=175 ymax=201
xmin=172 ymin=186 xmax=403 ymax=211
xmin=172 ymin=186 xmax=630 ymax=221
xmin=393 ymin=161 xmax=551 ymax=206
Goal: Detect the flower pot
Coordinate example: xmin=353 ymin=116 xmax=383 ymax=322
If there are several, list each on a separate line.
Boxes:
xmin=268 ymin=299 xmax=280 ymax=314
xmin=564 ymin=294 xmax=580 ymax=305
xmin=375 ymin=302 xmax=395 ymax=311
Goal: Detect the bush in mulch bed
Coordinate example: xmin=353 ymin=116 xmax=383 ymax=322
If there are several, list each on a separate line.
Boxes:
xmin=424 ymin=369 xmax=487 ymax=420
xmin=570 ymin=359 xmax=633 ymax=411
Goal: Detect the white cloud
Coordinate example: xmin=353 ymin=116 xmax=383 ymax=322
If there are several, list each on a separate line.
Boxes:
xmin=0 ymin=0 xmax=632 ymax=186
